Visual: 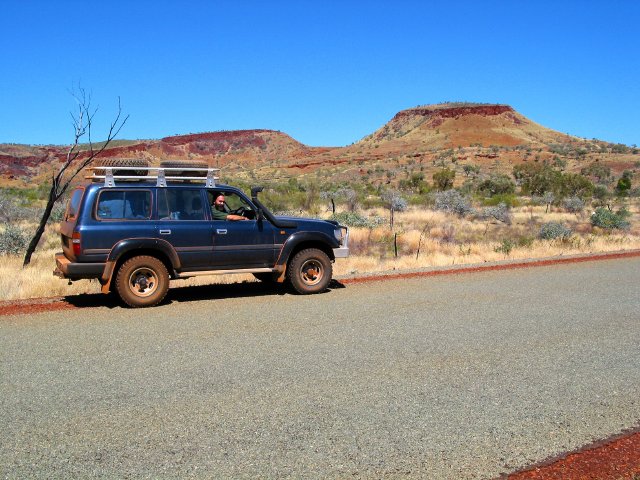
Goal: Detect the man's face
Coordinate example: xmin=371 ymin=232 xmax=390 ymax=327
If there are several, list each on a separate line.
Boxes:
xmin=214 ymin=195 xmax=225 ymax=208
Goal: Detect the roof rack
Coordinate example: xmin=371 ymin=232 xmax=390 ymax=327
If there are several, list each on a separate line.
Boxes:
xmin=86 ymin=166 xmax=220 ymax=188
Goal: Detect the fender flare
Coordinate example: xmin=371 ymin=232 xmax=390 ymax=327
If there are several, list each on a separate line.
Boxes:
xmin=274 ymin=231 xmax=339 ymax=269
xmin=100 ymin=238 xmax=181 ymax=291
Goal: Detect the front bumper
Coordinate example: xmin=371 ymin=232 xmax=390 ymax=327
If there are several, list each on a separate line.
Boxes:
xmin=333 ymin=225 xmax=349 ymax=258
xmin=333 ymin=247 xmax=349 ymax=258
xmin=54 ymin=253 xmax=105 ymax=280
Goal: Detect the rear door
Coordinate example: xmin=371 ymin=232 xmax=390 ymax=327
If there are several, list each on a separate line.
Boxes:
xmin=84 ymin=188 xmax=156 ymax=262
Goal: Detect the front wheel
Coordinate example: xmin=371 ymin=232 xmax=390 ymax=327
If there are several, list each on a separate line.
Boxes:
xmin=287 ymin=248 xmax=332 ymax=294
xmin=115 ymin=256 xmax=169 ymax=307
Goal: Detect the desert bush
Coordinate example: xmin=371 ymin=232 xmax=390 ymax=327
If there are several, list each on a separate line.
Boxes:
xmin=557 ymin=173 xmax=594 ymax=198
xmin=0 ymin=225 xmax=28 ymax=256
xmin=462 ymin=164 xmax=481 ymax=177
xmin=581 ymin=162 xmax=612 ymax=185
xmin=513 ymin=164 xmax=593 ymax=198
xmin=590 ymin=207 xmax=631 ymax=230
xmin=434 ymin=190 xmax=473 ymax=217
xmin=476 ymin=174 xmax=516 ymax=196
xmin=479 ymin=203 xmax=512 ymax=225
xmin=513 ymin=164 xmax=560 ymax=195
xmin=539 ymin=222 xmax=572 ymax=240
xmin=494 ymin=239 xmax=514 ymax=255
xmin=0 ymin=190 xmax=38 ymax=223
xmin=563 ymin=196 xmax=585 ymax=213
xmin=329 ymin=211 xmax=385 ymax=228
xmin=615 ymin=171 xmax=633 ymax=196
xmin=433 ymin=168 xmax=455 ymax=191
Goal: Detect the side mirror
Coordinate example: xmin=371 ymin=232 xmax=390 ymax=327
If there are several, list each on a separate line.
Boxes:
xmin=256 ymin=208 xmax=264 ymax=222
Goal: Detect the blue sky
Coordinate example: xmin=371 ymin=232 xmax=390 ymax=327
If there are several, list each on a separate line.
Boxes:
xmin=1 ymin=1 xmax=639 ymax=147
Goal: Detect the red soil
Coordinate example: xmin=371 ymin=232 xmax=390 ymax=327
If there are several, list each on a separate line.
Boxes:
xmin=505 ymin=428 xmax=640 ymax=480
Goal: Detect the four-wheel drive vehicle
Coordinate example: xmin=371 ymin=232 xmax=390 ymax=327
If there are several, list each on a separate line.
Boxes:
xmin=54 ymin=166 xmax=349 ymax=307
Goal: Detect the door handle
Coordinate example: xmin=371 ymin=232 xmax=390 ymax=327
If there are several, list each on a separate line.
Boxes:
xmin=216 ymin=229 xmax=227 ymax=234
xmin=159 ymin=229 xmax=171 ymax=235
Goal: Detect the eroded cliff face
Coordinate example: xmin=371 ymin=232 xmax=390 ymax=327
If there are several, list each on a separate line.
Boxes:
xmin=392 ymin=104 xmax=514 ymax=121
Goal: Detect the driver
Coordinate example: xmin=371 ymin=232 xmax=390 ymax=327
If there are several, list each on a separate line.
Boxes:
xmin=212 ymin=193 xmax=250 ymax=221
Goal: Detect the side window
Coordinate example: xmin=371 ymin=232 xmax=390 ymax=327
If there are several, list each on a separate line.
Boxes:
xmin=96 ymin=190 xmax=151 ymax=220
xmin=65 ymin=187 xmax=84 ymax=220
xmin=158 ymin=189 xmax=205 ymax=221
xmin=208 ymin=190 xmax=254 ymax=220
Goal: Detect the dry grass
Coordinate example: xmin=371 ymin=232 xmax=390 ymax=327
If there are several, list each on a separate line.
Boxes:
xmin=1 ymin=202 xmax=639 ymax=301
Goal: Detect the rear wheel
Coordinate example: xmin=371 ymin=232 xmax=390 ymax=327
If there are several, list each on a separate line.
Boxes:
xmin=287 ymin=248 xmax=332 ymax=294
xmin=115 ymin=256 xmax=169 ymax=308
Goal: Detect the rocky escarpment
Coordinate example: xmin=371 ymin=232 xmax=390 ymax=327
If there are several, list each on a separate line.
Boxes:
xmin=392 ymin=104 xmax=515 ymax=121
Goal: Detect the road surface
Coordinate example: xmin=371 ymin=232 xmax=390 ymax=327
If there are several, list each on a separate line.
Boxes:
xmin=1 ymin=257 xmax=639 ymax=478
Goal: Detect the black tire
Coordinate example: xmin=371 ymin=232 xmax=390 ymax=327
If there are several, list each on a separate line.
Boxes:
xmin=287 ymin=248 xmax=332 ymax=294
xmin=253 ymin=272 xmax=279 ymax=283
xmin=115 ymin=255 xmax=169 ymax=308
xmin=95 ymin=158 xmax=149 ymax=176
xmin=159 ymin=160 xmax=208 ymax=177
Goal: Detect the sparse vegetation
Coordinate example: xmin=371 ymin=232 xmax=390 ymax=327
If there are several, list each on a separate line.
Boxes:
xmin=3 ymin=101 xmax=640 ymax=300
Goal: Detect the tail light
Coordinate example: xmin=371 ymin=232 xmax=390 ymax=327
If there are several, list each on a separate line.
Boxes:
xmin=72 ymin=231 xmax=82 ymax=256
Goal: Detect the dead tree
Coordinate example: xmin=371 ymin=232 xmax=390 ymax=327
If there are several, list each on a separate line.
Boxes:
xmin=23 ymin=88 xmax=128 ymax=266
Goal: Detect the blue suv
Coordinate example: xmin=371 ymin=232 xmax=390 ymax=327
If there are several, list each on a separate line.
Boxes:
xmin=54 ymin=166 xmax=349 ymax=307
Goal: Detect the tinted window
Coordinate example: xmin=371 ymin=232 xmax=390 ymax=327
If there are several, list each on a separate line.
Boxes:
xmin=65 ymin=188 xmax=84 ymax=220
xmin=158 ymin=189 xmax=205 ymax=221
xmin=97 ymin=190 xmax=151 ymax=220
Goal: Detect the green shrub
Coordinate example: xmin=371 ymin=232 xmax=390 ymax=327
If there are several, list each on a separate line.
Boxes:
xmin=0 ymin=225 xmax=28 ymax=256
xmin=432 ymin=168 xmax=455 ymax=191
xmin=539 ymin=222 xmax=572 ymax=240
xmin=476 ymin=174 xmax=515 ymax=196
xmin=590 ymin=207 xmax=631 ymax=230
xmin=494 ymin=239 xmax=514 ymax=255
xmin=481 ymin=194 xmax=519 ymax=207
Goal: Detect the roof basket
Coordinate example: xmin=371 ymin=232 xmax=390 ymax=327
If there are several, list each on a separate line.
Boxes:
xmin=86 ymin=166 xmax=220 ymax=188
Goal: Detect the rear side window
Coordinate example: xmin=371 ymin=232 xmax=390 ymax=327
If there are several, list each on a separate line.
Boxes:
xmin=96 ymin=190 xmax=152 ymax=220
xmin=65 ymin=187 xmax=85 ymax=220
xmin=158 ymin=189 xmax=205 ymax=220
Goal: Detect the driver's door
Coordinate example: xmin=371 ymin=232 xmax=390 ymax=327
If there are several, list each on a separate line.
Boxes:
xmin=207 ymin=190 xmax=278 ymax=268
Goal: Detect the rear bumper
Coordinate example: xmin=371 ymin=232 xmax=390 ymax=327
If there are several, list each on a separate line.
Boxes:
xmin=54 ymin=253 xmax=105 ymax=280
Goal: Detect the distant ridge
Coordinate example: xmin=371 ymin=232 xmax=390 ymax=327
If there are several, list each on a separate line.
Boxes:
xmin=1 ymin=103 xmax=637 ymax=187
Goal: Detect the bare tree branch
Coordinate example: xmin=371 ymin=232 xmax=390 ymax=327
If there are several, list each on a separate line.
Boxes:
xmin=23 ymin=89 xmax=128 ymax=266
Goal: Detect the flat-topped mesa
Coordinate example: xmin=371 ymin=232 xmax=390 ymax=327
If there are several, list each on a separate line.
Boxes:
xmin=393 ymin=104 xmax=514 ymax=121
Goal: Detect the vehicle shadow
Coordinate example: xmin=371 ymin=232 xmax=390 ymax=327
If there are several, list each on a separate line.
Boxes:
xmin=63 ymin=279 xmax=346 ymax=309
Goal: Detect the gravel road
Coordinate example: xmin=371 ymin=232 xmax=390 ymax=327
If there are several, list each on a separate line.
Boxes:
xmin=1 ymin=258 xmax=639 ymax=479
